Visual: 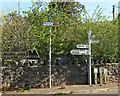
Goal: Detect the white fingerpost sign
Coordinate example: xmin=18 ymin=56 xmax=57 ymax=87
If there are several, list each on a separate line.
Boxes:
xmin=43 ymin=22 xmax=59 ymax=26
xmin=91 ymin=40 xmax=99 ymax=44
xmin=70 ymin=49 xmax=88 ymax=55
xmin=43 ymin=22 xmax=53 ymax=26
xmin=76 ymin=44 xmax=88 ymax=49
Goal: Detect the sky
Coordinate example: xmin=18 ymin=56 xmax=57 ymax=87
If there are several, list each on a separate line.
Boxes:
xmin=0 ymin=0 xmax=120 ymax=20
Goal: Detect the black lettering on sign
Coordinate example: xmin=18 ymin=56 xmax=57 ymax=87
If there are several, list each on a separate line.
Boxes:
xmin=2 ymin=52 xmax=26 ymax=60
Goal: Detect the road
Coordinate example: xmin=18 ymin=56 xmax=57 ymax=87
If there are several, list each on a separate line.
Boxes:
xmin=2 ymin=83 xmax=119 ymax=95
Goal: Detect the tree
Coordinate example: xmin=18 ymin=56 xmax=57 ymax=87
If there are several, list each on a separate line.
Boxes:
xmin=25 ymin=1 xmax=86 ymax=58
xmin=25 ymin=1 xmax=118 ymax=63
xmin=2 ymin=1 xmax=118 ymax=63
xmin=79 ymin=6 xmax=118 ymax=63
xmin=2 ymin=11 xmax=33 ymax=52
xmin=47 ymin=1 xmax=86 ymax=57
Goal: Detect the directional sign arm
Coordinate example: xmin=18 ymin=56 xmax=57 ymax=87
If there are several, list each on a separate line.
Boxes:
xmin=43 ymin=22 xmax=59 ymax=26
xmin=91 ymin=40 xmax=99 ymax=44
xmin=76 ymin=44 xmax=88 ymax=48
xmin=70 ymin=49 xmax=88 ymax=55
xmin=43 ymin=22 xmax=53 ymax=26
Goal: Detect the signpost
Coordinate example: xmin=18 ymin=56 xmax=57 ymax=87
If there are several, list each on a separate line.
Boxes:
xmin=76 ymin=44 xmax=88 ymax=49
xmin=88 ymin=30 xmax=99 ymax=85
xmin=70 ymin=49 xmax=88 ymax=55
xmin=70 ymin=30 xmax=99 ymax=85
xmin=43 ymin=17 xmax=59 ymax=88
xmin=43 ymin=22 xmax=59 ymax=26
xmin=88 ymin=31 xmax=92 ymax=85
xmin=43 ymin=22 xmax=53 ymax=26
xmin=91 ymin=40 xmax=99 ymax=44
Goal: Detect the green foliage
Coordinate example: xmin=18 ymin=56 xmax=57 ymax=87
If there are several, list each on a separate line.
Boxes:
xmin=1 ymin=1 xmax=118 ymax=63
xmin=2 ymin=11 xmax=33 ymax=51
xmin=80 ymin=6 xmax=118 ymax=63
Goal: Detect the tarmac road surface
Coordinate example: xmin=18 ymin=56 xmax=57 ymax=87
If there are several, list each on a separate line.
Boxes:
xmin=2 ymin=83 xmax=119 ymax=95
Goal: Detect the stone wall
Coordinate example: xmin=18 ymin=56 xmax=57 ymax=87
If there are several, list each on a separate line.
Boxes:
xmin=93 ymin=63 xmax=119 ymax=83
xmin=2 ymin=61 xmax=88 ymax=90
xmin=105 ymin=63 xmax=119 ymax=82
xmin=1 ymin=60 xmax=119 ymax=90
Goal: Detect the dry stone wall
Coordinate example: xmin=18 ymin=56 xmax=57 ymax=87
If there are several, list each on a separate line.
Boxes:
xmin=93 ymin=63 xmax=119 ymax=83
xmin=2 ymin=61 xmax=88 ymax=90
xmin=1 ymin=60 xmax=119 ymax=90
xmin=105 ymin=63 xmax=119 ymax=82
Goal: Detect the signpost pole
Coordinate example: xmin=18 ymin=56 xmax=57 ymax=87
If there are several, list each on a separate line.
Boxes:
xmin=71 ymin=30 xmax=99 ymax=85
xmin=88 ymin=30 xmax=92 ymax=85
xmin=49 ymin=26 xmax=52 ymax=88
xmin=48 ymin=13 xmax=52 ymax=88
xmin=43 ymin=21 xmax=59 ymax=88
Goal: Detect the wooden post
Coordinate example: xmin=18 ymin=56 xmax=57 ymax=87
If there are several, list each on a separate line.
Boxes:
xmin=94 ymin=68 xmax=98 ymax=85
xmin=99 ymin=67 xmax=103 ymax=85
xmin=104 ymin=68 xmax=107 ymax=84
